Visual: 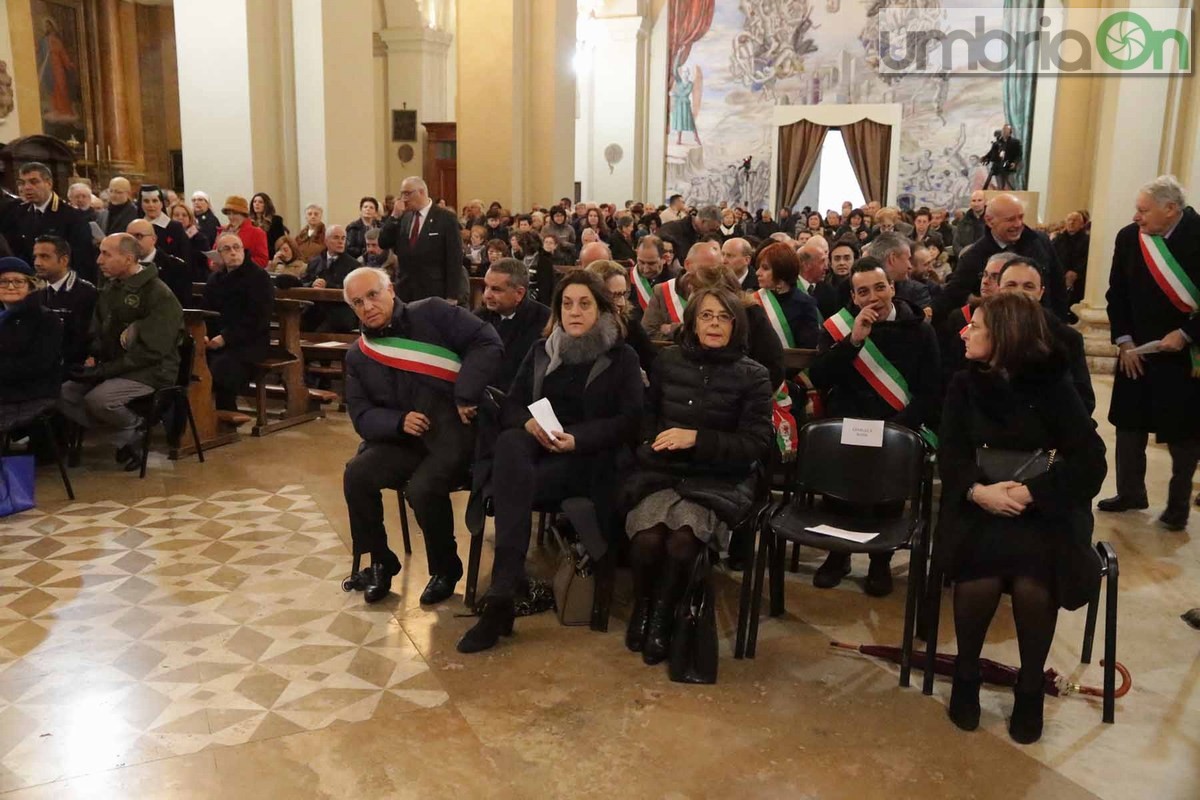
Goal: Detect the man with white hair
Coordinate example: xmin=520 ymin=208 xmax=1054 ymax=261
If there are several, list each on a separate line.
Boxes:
xmin=1099 ymin=175 xmax=1200 ymax=531
xmin=577 ymin=240 xmax=611 ymax=268
xmin=380 ymin=176 xmax=466 ymax=304
xmin=302 ymin=224 xmax=358 ymax=331
xmin=339 ymin=266 xmax=502 ymax=604
xmin=67 ymin=183 xmax=94 ymax=214
xmin=938 ymin=193 xmax=1069 ymax=322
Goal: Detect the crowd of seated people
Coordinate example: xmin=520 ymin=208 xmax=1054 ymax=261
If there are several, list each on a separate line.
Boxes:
xmin=15 ymin=160 xmax=1188 ymax=748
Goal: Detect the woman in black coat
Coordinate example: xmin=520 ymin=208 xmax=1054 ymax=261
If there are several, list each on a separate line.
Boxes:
xmin=622 ymin=287 xmax=772 ymax=665
xmin=0 ymin=259 xmax=63 ymax=429
xmin=458 ymin=270 xmax=644 ymax=654
xmin=250 ymin=193 xmax=288 ymax=258
xmin=936 ymin=292 xmax=1106 ymax=745
xmin=203 ymin=238 xmax=275 ymax=411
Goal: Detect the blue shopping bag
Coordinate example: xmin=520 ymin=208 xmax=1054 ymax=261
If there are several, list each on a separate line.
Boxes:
xmin=0 ymin=455 xmax=36 ymax=517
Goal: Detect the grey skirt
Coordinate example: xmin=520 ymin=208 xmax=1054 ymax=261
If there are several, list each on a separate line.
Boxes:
xmin=625 ymin=488 xmax=731 ymax=550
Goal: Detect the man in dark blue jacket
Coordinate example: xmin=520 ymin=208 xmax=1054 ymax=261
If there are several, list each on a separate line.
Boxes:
xmin=341 ymin=266 xmax=503 ymax=605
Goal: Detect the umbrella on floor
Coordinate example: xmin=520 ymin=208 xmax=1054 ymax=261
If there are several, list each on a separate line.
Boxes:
xmin=830 ymin=641 xmax=1132 ymax=700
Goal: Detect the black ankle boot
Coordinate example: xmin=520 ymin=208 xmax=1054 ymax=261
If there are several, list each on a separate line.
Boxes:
xmin=1009 ymin=674 xmax=1045 ymax=744
xmin=948 ymin=674 xmax=982 ymax=731
xmin=457 ymin=598 xmax=515 ymax=654
xmin=643 ymin=560 xmax=688 ymax=666
xmin=626 ymin=596 xmax=651 ymax=653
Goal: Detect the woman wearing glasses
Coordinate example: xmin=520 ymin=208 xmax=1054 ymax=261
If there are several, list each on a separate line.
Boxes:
xmin=0 ymin=257 xmax=63 ymax=432
xmin=621 ymin=287 xmax=772 ymax=669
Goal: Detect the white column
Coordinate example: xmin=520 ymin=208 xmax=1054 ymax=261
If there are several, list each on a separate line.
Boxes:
xmin=292 ymin=0 xmax=381 ymax=222
xmin=582 ymin=12 xmax=643 ymax=203
xmin=379 ymin=26 xmax=454 ymax=188
xmin=175 ymin=0 xmax=256 ymax=209
xmin=1076 ymin=68 xmax=1174 ymax=372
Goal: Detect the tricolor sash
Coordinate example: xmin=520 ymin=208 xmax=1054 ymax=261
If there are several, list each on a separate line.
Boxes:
xmin=798 ymin=275 xmax=813 ymax=294
xmin=358 ymin=335 xmax=461 ymax=382
xmin=631 ymin=267 xmax=653 ymax=311
xmin=772 ymin=382 xmax=799 ymax=460
xmin=754 ymin=289 xmax=796 ymax=348
xmin=959 ymin=304 xmax=972 ymax=337
xmin=1138 ymin=232 xmax=1200 ymax=377
xmin=659 ymin=277 xmax=686 ymax=324
xmin=822 ymin=307 xmax=912 ymax=411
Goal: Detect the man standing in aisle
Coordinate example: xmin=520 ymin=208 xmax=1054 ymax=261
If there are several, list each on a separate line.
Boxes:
xmin=380 ymin=176 xmax=466 ymax=304
xmin=1099 ymin=175 xmax=1200 ymax=531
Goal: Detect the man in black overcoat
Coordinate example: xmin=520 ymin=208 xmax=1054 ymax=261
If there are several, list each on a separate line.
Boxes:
xmin=1099 ymin=176 xmax=1200 ymax=531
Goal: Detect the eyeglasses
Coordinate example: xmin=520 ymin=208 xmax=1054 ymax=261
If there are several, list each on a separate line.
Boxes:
xmin=982 ymin=271 xmax=1003 ymax=284
xmin=0 ymin=278 xmax=30 ymax=288
xmin=218 ymin=244 xmax=244 ymax=253
xmin=348 ymin=288 xmax=386 ymax=309
xmin=697 ymin=311 xmax=734 ymax=324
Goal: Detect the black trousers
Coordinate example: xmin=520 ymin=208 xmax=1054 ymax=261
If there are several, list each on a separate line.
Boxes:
xmin=1115 ymin=429 xmax=1200 ymax=513
xmin=489 ymin=428 xmax=593 ymax=598
xmin=343 ymin=417 xmax=474 ymax=574
xmin=209 ymin=351 xmax=255 ymax=412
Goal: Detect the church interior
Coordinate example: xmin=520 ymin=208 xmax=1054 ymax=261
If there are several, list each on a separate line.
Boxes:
xmin=0 ymin=1 xmax=1198 ymax=798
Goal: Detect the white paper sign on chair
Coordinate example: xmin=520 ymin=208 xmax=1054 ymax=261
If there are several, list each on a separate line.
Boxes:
xmin=840 ymin=418 xmax=884 ymax=448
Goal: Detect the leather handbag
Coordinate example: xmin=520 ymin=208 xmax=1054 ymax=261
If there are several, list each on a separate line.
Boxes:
xmin=668 ymin=550 xmax=718 ymax=685
xmin=976 ymin=447 xmax=1056 ymax=484
xmin=0 ymin=455 xmax=36 ymax=518
xmin=552 ymin=538 xmax=595 ymax=627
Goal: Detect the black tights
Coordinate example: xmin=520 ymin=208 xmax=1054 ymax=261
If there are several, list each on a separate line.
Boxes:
xmin=630 ymin=524 xmax=701 ymax=594
xmin=953 ymin=576 xmax=1058 ymax=692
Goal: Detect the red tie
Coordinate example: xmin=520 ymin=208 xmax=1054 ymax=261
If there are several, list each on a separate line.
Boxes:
xmin=409 ymin=212 xmax=421 ymax=247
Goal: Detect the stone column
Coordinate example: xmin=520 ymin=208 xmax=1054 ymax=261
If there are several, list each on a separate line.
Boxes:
xmin=1074 ymin=68 xmax=1174 ymax=374
xmin=576 ymin=9 xmax=643 ymax=202
xmin=96 ymin=0 xmax=135 ymax=175
xmin=378 ymin=24 xmax=454 ymax=190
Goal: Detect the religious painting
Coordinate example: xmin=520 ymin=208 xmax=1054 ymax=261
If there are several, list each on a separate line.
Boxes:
xmin=392 ymin=109 xmax=417 ymax=142
xmin=31 ymin=0 xmax=91 ymax=144
xmin=664 ymin=0 xmax=1033 ymax=211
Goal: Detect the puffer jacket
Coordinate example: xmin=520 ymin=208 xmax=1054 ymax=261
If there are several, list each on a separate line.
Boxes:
xmin=623 ymin=335 xmax=773 ymax=525
xmin=92 ymin=262 xmax=183 ymax=389
xmin=0 ymin=294 xmax=63 ymax=402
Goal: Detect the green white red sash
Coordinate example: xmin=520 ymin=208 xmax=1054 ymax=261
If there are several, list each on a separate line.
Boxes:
xmin=798 ymin=275 xmax=813 ymax=293
xmin=659 ymin=277 xmax=686 ymax=324
xmin=630 ymin=267 xmax=653 ymax=311
xmin=754 ymin=289 xmax=796 ymax=348
xmin=771 ymin=382 xmax=799 ymax=460
xmin=358 ymin=335 xmax=461 ymax=382
xmin=1138 ymin=232 xmax=1200 ymax=377
xmin=822 ymin=307 xmax=912 ymax=411
xmin=959 ymin=304 xmax=972 ymax=336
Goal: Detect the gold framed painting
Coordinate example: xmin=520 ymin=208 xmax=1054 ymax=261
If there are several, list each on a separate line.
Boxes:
xmin=31 ymin=0 xmax=93 ymax=144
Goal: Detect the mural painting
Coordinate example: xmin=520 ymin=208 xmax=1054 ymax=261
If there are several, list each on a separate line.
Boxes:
xmin=665 ymin=0 xmax=1023 ymax=212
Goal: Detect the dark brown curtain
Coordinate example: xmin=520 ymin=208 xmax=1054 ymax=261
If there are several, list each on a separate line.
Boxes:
xmin=776 ymin=120 xmax=828 ymax=211
xmin=840 ymin=119 xmax=892 ymax=205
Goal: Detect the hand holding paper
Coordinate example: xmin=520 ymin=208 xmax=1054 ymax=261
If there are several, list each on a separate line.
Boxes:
xmin=527 ymin=398 xmax=564 ymax=449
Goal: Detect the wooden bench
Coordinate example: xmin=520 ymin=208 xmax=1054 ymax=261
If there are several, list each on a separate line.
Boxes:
xmin=173 ymin=307 xmax=243 ymax=459
xmin=246 ymin=298 xmax=328 ymax=436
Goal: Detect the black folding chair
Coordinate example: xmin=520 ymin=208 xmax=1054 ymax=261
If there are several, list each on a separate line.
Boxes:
xmin=921 ymin=541 xmax=1121 ymax=724
xmin=0 ymin=407 xmax=74 ymax=501
xmin=127 ymin=337 xmax=205 ymax=478
xmin=736 ymin=419 xmax=934 ymax=690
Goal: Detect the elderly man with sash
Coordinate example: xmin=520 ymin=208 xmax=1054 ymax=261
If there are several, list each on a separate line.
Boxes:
xmin=807 ymin=257 xmax=941 ymax=596
xmin=641 ymin=240 xmax=720 ymax=341
xmin=341 ymin=267 xmax=503 ymax=604
xmin=1100 ymin=175 xmax=1200 ymax=531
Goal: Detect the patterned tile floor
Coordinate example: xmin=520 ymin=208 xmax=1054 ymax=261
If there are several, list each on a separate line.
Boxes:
xmin=0 ymin=486 xmax=444 ymax=792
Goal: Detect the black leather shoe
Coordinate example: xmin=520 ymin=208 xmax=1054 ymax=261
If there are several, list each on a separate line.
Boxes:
xmin=625 ymin=596 xmax=651 ymax=653
xmin=864 ymin=555 xmax=894 ymax=597
xmin=1008 ymin=684 xmax=1045 ymax=744
xmin=1159 ymin=509 xmax=1189 ymax=531
xmin=642 ymin=597 xmax=674 ymax=665
xmin=115 ymin=444 xmax=141 ymax=471
xmin=420 ymin=570 xmax=462 ymax=605
xmin=948 ymin=674 xmax=982 ymax=731
xmin=1097 ymin=495 xmax=1149 ymax=512
xmin=456 ymin=598 xmax=515 ymax=654
xmin=364 ymin=557 xmax=402 ymax=604
xmin=813 ymin=552 xmax=852 ymax=589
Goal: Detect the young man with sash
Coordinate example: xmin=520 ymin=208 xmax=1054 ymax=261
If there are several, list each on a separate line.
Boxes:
xmin=1101 ymin=176 xmax=1200 ymax=531
xmin=808 ymin=257 xmax=941 ymax=596
xmin=341 ymin=267 xmax=503 ymax=604
xmin=641 ymin=240 xmax=721 ymax=341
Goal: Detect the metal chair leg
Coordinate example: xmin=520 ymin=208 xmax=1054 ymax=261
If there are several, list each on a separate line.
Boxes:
xmin=899 ymin=529 xmax=929 ymax=688
xmin=137 ymin=420 xmax=153 ymax=479
xmin=1101 ymin=543 xmax=1119 ymax=724
xmin=922 ymin=567 xmax=944 ymax=695
xmin=1080 ymin=583 xmax=1101 ymax=664
xmin=183 ymin=395 xmax=204 ymax=463
xmin=735 ymin=523 xmax=759 ymax=659
xmin=789 ymin=541 xmax=801 ymax=572
xmin=536 ymin=511 xmax=547 ymax=547
xmin=769 ymin=533 xmax=786 ymax=617
xmin=464 ymin=525 xmax=484 ymax=610
xmin=590 ymin=555 xmax=614 ymax=632
xmin=396 ymin=492 xmax=413 ymax=555
xmin=41 ymin=416 xmax=74 ymax=501
xmin=746 ymin=527 xmax=772 ymax=659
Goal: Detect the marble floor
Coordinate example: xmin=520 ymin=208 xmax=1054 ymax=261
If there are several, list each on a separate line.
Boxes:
xmin=0 ymin=376 xmax=1196 ymax=800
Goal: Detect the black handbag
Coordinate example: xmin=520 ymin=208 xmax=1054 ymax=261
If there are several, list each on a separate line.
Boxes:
xmin=975 ymin=447 xmax=1056 ymax=484
xmin=668 ymin=550 xmax=718 ymax=685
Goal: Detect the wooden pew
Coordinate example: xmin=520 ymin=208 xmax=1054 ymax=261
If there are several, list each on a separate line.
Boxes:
xmin=469 ymin=276 xmax=484 ymax=310
xmin=172 ymin=308 xmax=243 ymax=459
xmin=248 ymin=297 xmax=329 ymax=436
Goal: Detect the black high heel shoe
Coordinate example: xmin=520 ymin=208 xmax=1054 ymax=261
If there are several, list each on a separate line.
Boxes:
xmin=457 ymin=598 xmax=515 ymax=654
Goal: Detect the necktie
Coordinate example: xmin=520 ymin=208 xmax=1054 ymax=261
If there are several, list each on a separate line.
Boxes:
xmin=409 ymin=212 xmax=422 ymax=248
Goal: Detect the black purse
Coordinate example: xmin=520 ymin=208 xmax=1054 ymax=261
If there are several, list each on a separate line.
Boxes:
xmin=668 ymin=550 xmax=718 ymax=685
xmin=975 ymin=447 xmax=1056 ymax=484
